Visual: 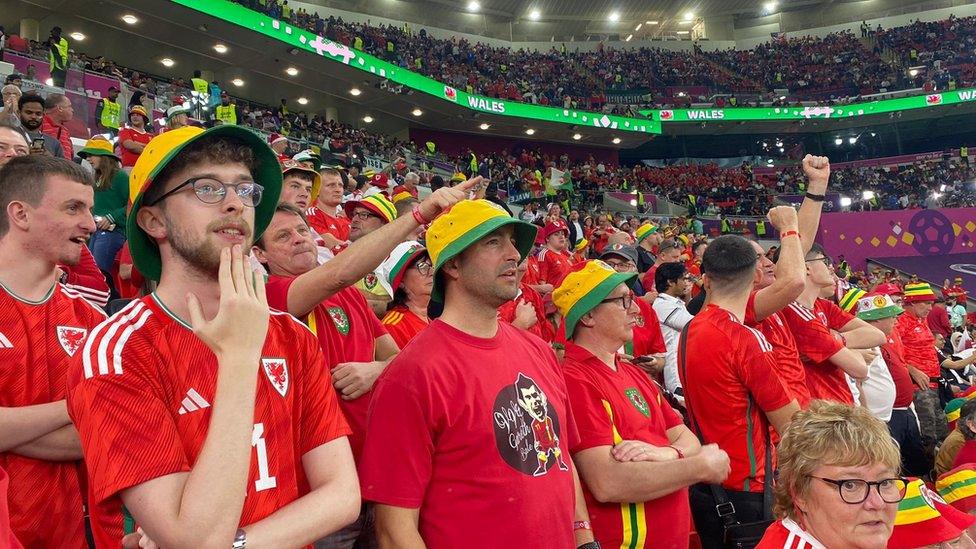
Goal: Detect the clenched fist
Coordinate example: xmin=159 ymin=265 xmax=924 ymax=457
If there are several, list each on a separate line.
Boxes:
xmin=802 ymin=154 xmax=831 ymax=193
xmin=695 ymin=443 xmax=732 ymax=484
xmin=767 ymin=205 xmax=799 ymax=233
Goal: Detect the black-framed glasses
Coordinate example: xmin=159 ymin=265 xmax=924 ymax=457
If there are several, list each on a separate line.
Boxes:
xmin=805 ymin=256 xmax=833 ymax=267
xmin=601 ymin=294 xmax=634 ymax=310
xmin=351 ymin=210 xmax=380 ymax=221
xmin=412 ymin=259 xmax=432 ymax=277
xmin=147 ymin=177 xmax=264 ymax=208
xmin=603 ymin=260 xmax=634 ymax=272
xmin=811 ymin=477 xmax=908 ymax=504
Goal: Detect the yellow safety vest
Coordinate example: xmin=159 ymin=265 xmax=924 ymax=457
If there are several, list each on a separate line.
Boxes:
xmin=354 ymin=37 xmax=364 ymax=50
xmin=425 ymin=141 xmax=436 ymax=154
xmin=756 ymin=220 xmax=766 ymax=236
xmin=215 ymin=104 xmax=237 ymax=125
xmin=99 ymin=98 xmax=121 ymax=129
xmin=469 ymin=154 xmax=478 ymax=173
xmin=387 ymin=41 xmax=394 ymax=52
xmin=191 ymin=78 xmax=209 ymax=96
xmin=282 ymin=4 xmax=292 ymax=19
xmin=49 ymin=37 xmax=69 ymax=71
xmin=962 ymin=147 xmax=969 ymax=158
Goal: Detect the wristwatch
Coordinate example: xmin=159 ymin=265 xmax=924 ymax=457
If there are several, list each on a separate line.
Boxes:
xmin=577 ymin=542 xmax=601 ymax=549
xmin=232 ymin=528 xmax=247 ymax=549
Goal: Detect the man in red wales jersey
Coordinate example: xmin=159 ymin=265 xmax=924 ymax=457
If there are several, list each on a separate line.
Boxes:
xmin=679 ymin=235 xmax=800 ymax=547
xmin=0 ymin=156 xmax=106 ymax=548
xmin=67 ymin=126 xmax=359 ymax=548
xmin=556 ymin=260 xmax=730 ymax=548
xmin=361 ymin=200 xmax=596 ymax=548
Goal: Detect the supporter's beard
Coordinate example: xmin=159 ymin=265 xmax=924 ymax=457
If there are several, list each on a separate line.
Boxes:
xmin=165 ymin=214 xmax=253 ymax=277
xmin=22 ymin=118 xmax=40 ymax=131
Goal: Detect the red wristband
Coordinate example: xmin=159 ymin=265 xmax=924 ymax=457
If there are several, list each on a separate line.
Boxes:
xmin=573 ymin=521 xmax=592 ymax=531
xmin=669 ymin=445 xmax=684 ymax=459
xmin=411 ymin=205 xmax=431 ymax=226
xmin=781 ymin=230 xmax=800 ymax=239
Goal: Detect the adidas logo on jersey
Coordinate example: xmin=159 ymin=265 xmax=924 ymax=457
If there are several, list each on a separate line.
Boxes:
xmin=0 ymin=332 xmax=12 ymax=349
xmin=178 ymin=388 xmax=211 ymax=415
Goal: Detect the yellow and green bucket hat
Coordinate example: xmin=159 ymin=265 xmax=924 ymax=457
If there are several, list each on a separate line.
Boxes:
xmin=635 ymin=222 xmax=658 ymax=243
xmin=77 ymin=136 xmax=121 ymax=162
xmin=127 ymin=125 xmax=282 ymax=281
xmin=343 ymin=193 xmax=397 ymax=224
xmin=553 ymin=260 xmax=636 ymax=338
xmin=426 ymin=199 xmax=537 ymax=303
xmin=839 ymin=287 xmax=867 ymax=313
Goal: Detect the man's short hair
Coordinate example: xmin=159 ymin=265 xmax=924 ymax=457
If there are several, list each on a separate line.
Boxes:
xmin=405 ymin=172 xmax=420 ymax=182
xmin=701 ymin=235 xmax=757 ymax=294
xmin=44 ymin=93 xmax=68 ymax=110
xmin=0 ymin=155 xmax=93 ymax=237
xmin=255 ymin=203 xmax=307 ymax=249
xmin=143 ymin=134 xmax=258 ymax=205
xmin=18 ymin=92 xmax=44 ymax=111
xmin=319 ymin=167 xmax=341 ymax=180
xmin=283 ymin=170 xmax=315 ymax=184
xmin=658 ymin=238 xmax=681 ymax=254
xmin=394 ymin=197 xmax=420 ymax=218
xmin=655 ymin=262 xmax=687 ymax=293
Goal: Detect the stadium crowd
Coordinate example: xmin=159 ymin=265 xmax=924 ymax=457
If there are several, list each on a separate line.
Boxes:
xmin=4 ymin=92 xmax=976 ymax=547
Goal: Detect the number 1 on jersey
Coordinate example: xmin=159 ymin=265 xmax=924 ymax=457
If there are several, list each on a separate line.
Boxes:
xmin=252 ymin=423 xmax=277 ymax=492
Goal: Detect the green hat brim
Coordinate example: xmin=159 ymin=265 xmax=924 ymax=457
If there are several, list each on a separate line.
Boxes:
xmin=126 ymin=125 xmax=282 ymax=282
xmin=430 ymin=217 xmax=538 ymax=306
xmin=564 ymin=272 xmax=636 ymax=338
xmin=857 ymin=304 xmax=904 ymax=321
xmin=78 ymin=147 xmax=121 ymax=162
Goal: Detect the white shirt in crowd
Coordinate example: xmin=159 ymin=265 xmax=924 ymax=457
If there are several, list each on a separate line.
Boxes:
xmin=653 ymin=293 xmax=695 ymax=402
xmin=857 ymin=348 xmax=895 ymax=422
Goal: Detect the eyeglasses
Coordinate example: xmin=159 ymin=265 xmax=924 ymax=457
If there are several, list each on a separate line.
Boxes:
xmin=601 ymin=294 xmax=634 ymax=310
xmin=351 ymin=210 xmax=379 ymax=221
xmin=811 ymin=476 xmax=908 ymax=504
xmin=805 ymin=256 xmax=833 ymax=267
xmin=412 ymin=259 xmax=432 ymax=277
xmin=147 ymin=177 xmax=264 ymax=208
xmin=604 ymin=260 xmax=634 ymax=272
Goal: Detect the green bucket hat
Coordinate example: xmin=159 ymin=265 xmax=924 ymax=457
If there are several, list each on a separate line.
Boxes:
xmin=126 ymin=125 xmax=282 ymax=281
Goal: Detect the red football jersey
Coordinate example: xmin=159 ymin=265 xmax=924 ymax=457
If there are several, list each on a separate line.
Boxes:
xmin=0 ymin=466 xmax=23 ymax=549
xmin=360 ymin=320 xmax=578 ymax=548
xmin=498 ymin=284 xmax=555 ymax=343
xmin=0 ymin=283 xmax=104 ymax=549
xmin=563 ymin=343 xmax=690 ymax=548
xmin=679 ymin=305 xmax=791 ymax=493
xmin=744 ymin=292 xmax=811 ymax=408
xmin=755 ymin=519 xmax=824 ymax=549
xmin=522 ymin=256 xmax=542 ymax=287
xmin=881 ymin=330 xmax=915 ymax=408
xmin=630 ymin=297 xmax=667 ymax=358
xmin=780 ymin=302 xmax=851 ymax=405
xmin=381 ymin=306 xmax=429 ymax=349
xmin=265 ymin=280 xmax=387 ymax=461
xmin=67 ymin=294 xmax=350 ymax=547
xmin=537 ymin=247 xmax=573 ymax=286
xmin=305 ymin=206 xmax=350 ymax=242
xmin=896 ymin=311 xmax=941 ymax=378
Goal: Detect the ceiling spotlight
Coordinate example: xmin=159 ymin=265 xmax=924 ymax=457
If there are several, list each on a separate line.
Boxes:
xmin=529 ymin=9 xmax=540 ymax=20
xmin=909 ymin=68 xmax=919 ymax=76
xmin=863 ymin=190 xmax=875 ymax=200
xmin=160 ymin=57 xmax=175 ymax=68
xmin=684 ymin=11 xmax=694 ymax=21
xmin=468 ymin=1 xmax=480 ymax=11
xmin=121 ymin=14 xmax=139 ymax=25
xmin=635 ymin=23 xmax=643 ymax=31
xmin=213 ymin=44 xmax=228 ymax=54
xmin=626 ymin=34 xmax=633 ymax=41
xmin=840 ymin=197 xmax=852 ymax=207
xmin=363 ymin=115 xmax=374 ymax=123
xmin=612 ymin=137 xmax=621 ymax=144
xmin=231 ymin=78 xmax=244 ymax=87
xmin=834 ymin=137 xmax=843 ymax=145
xmin=525 ymin=128 xmax=536 ymax=135
xmin=572 ymin=133 xmax=582 ymax=140
xmin=647 ymin=20 xmax=659 ymax=25
xmin=349 ymin=87 xmax=362 ymax=96
xmin=286 ymin=67 xmax=299 ymax=76
xmin=848 ymin=136 xmax=857 ymax=144
xmin=764 ymin=1 xmax=777 ymax=11
xmin=479 ymin=123 xmax=491 ymax=130
xmin=70 ymin=32 xmax=86 ymax=41
xmin=297 ymin=97 xmax=309 ymax=105
xmin=411 ymin=108 xmax=423 ymax=116
xmin=676 ymin=30 xmax=690 ymax=35
xmin=609 ymin=11 xmax=620 ymax=22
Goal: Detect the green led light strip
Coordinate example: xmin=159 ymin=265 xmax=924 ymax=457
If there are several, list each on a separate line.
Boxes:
xmin=640 ymin=89 xmax=976 ymax=122
xmin=169 ymin=0 xmax=662 ymax=134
